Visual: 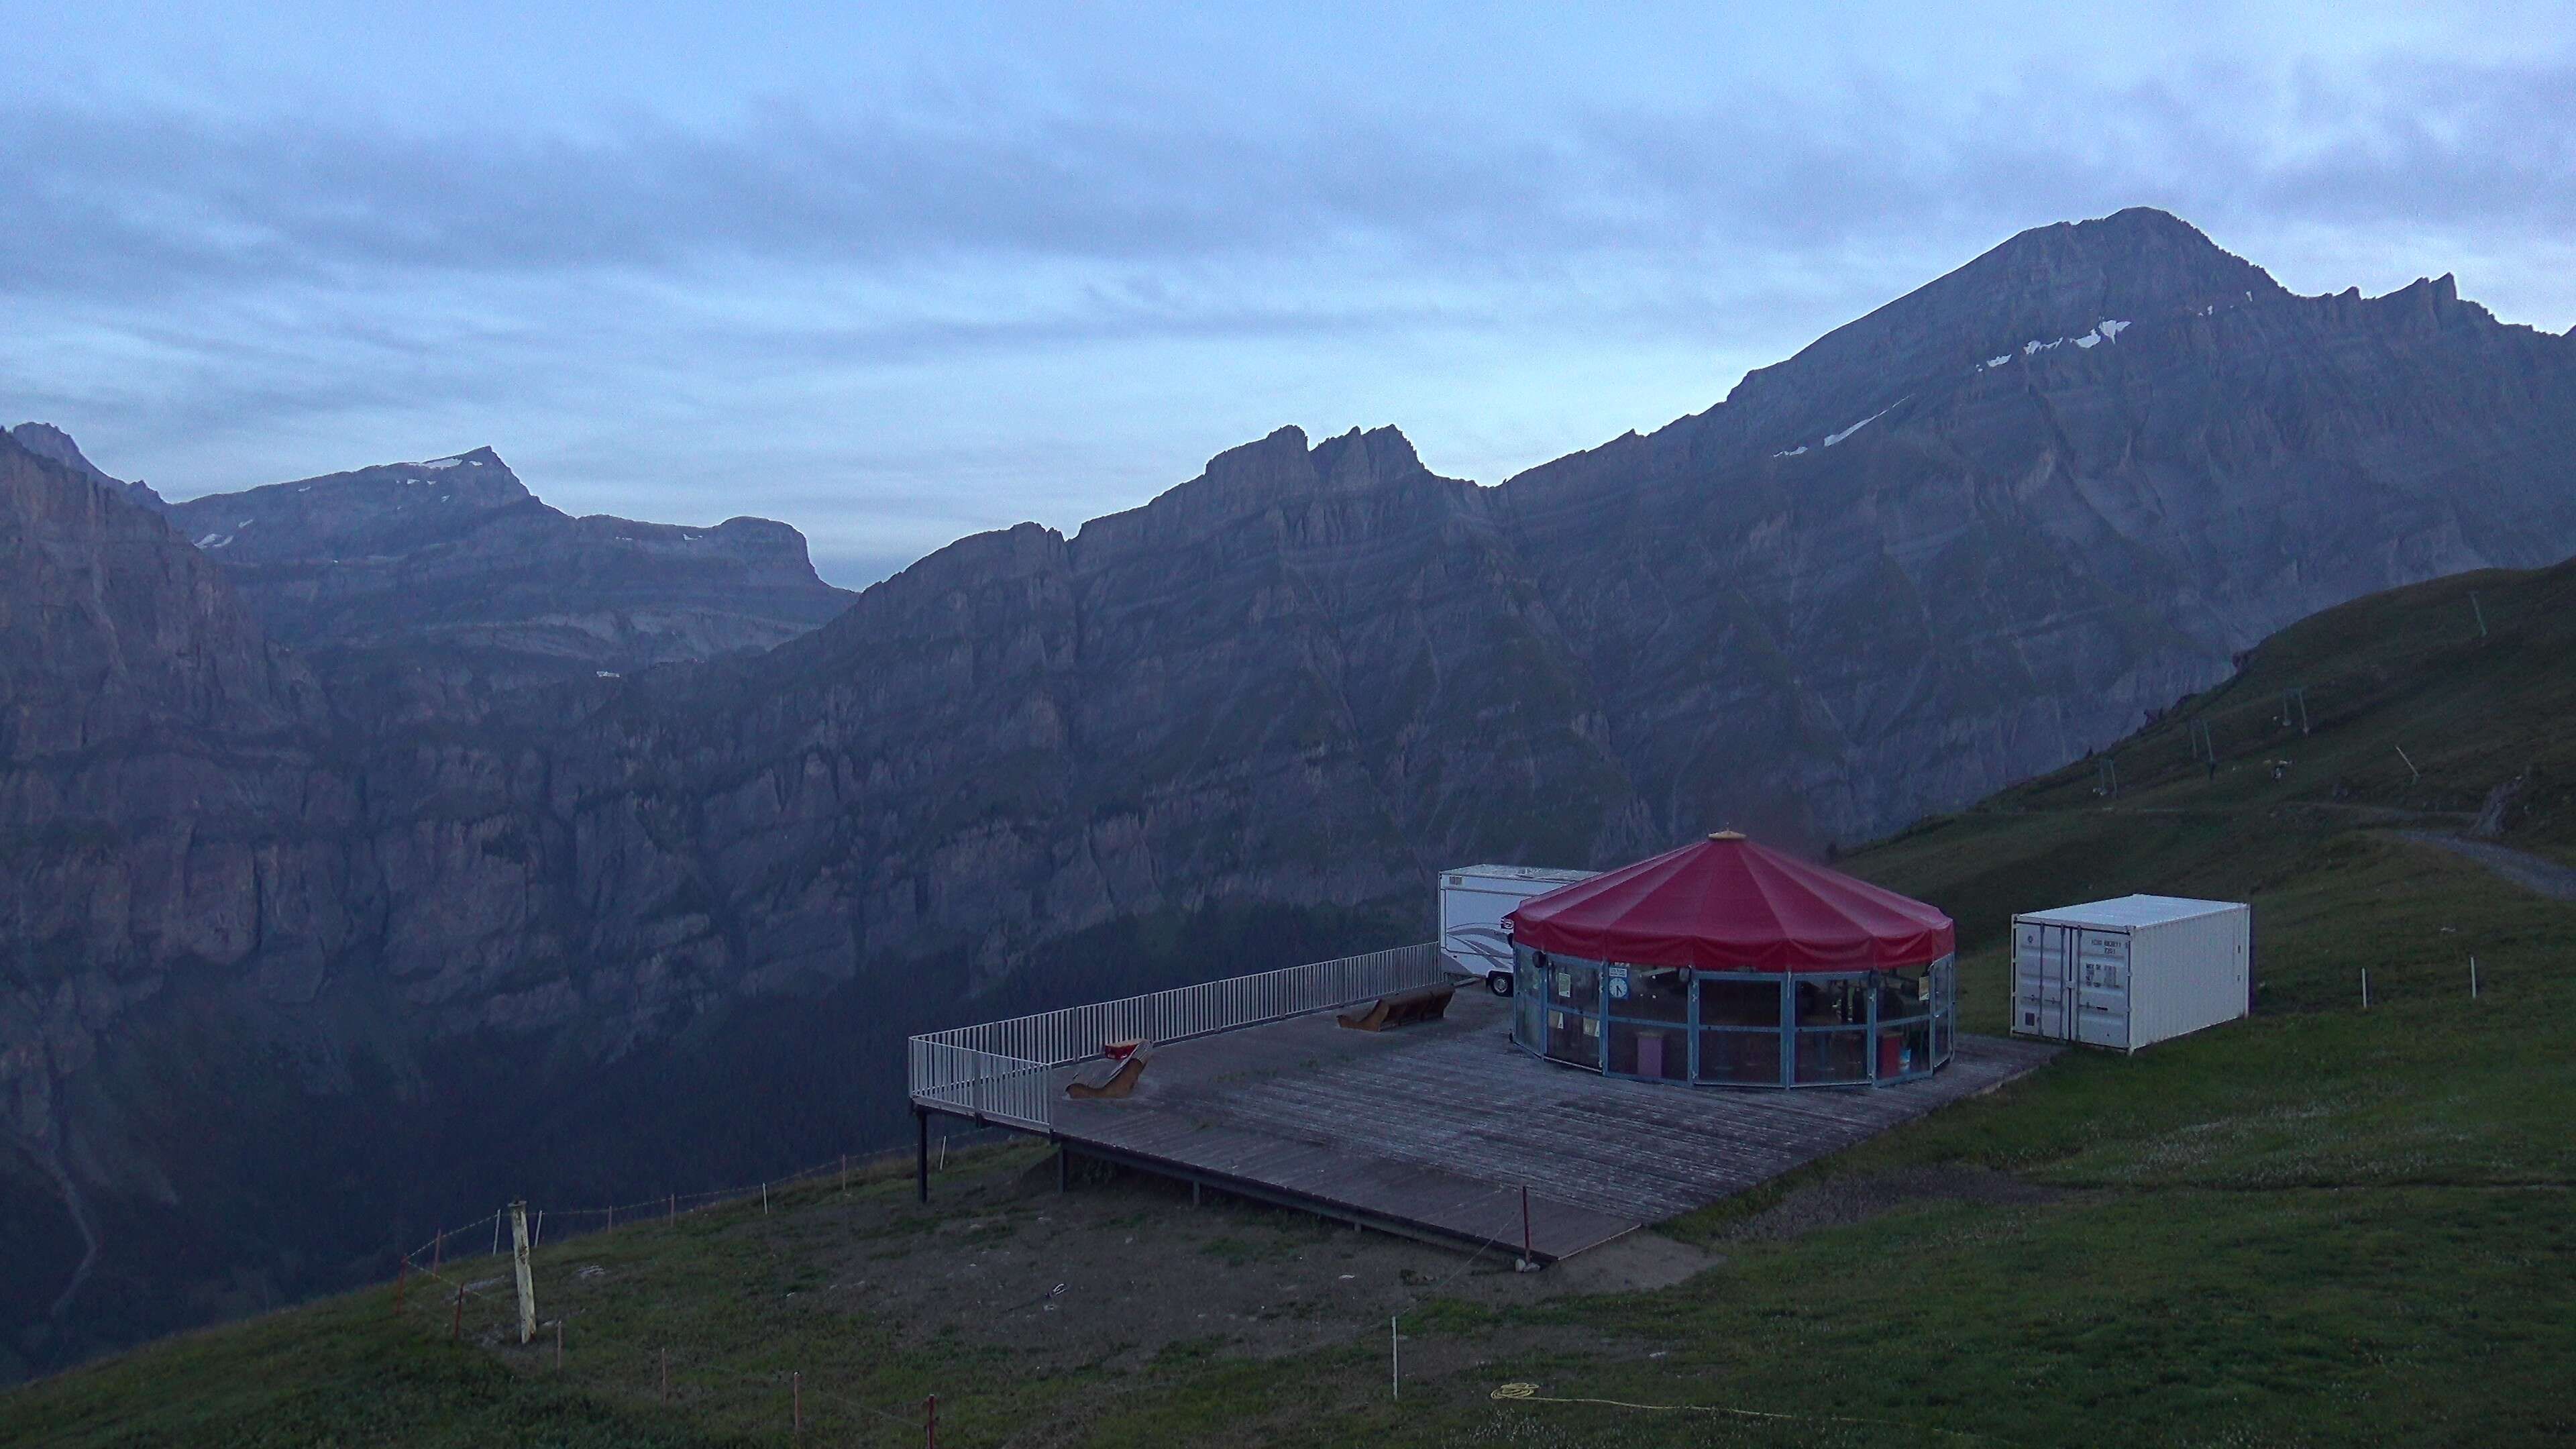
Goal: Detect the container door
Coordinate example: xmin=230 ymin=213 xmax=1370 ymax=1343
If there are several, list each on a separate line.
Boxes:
xmin=2013 ymin=922 xmax=2074 ymax=1038
xmin=2074 ymin=930 xmax=2131 ymax=1048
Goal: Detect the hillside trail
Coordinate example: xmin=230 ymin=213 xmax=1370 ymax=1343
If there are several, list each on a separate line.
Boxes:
xmin=2392 ymin=830 xmax=2576 ymax=903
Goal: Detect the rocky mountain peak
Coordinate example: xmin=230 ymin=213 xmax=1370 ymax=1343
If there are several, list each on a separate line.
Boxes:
xmin=1073 ymin=423 xmax=1446 ymax=561
xmin=9 ymin=421 xmax=110 ymax=481
xmin=1963 ymin=206 xmax=2282 ymax=321
xmin=1700 ymin=208 xmax=2283 ymax=455
xmin=1307 ymin=425 xmax=1427 ymax=490
xmin=9 ymin=422 xmax=167 ymax=510
xmin=163 ymin=448 xmax=535 ymax=564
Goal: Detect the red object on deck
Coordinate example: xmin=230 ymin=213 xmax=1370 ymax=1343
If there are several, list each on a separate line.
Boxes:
xmin=1102 ymin=1039 xmax=1142 ymax=1063
xmin=1507 ymin=831 xmax=1953 ymax=972
xmin=1878 ymin=1032 xmax=1904 ymax=1077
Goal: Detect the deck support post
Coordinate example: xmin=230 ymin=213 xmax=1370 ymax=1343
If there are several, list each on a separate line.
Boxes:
xmin=914 ymin=1107 xmax=929 ymax=1204
xmin=1056 ymin=1143 xmax=1069 ymax=1193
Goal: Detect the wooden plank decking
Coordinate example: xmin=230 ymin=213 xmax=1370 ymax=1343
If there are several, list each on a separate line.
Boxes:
xmin=951 ymin=992 xmax=2059 ymax=1261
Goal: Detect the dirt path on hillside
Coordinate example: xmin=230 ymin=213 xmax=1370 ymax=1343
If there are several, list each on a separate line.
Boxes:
xmin=2393 ymin=831 xmax=2576 ymax=902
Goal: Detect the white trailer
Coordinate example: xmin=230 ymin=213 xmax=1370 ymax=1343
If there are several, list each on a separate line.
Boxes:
xmin=1438 ymin=865 xmax=1595 ymax=995
xmin=2010 ymin=895 xmax=2252 ymax=1053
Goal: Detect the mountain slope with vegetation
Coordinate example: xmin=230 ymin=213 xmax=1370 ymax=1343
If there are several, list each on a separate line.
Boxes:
xmin=11 ymin=551 xmax=2572 ymax=1446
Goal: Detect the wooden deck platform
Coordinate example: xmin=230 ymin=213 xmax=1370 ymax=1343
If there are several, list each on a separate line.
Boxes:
xmin=939 ymin=993 xmax=2059 ymax=1261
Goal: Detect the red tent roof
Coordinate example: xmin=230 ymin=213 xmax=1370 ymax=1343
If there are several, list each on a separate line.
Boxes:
xmin=1505 ymin=832 xmax=1954 ymax=972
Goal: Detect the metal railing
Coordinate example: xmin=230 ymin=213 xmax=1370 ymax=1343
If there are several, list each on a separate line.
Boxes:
xmin=907 ymin=941 xmax=1444 ymax=1130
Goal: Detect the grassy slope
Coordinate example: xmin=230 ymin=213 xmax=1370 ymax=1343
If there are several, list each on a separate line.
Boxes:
xmin=11 ymin=560 xmax=2576 ymax=1448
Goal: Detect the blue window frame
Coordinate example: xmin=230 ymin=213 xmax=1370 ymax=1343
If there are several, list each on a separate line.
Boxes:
xmin=1512 ymin=947 xmax=1957 ymax=1089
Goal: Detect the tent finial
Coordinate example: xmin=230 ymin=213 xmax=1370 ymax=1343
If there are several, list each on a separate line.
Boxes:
xmin=1708 ymin=829 xmax=1746 ymax=841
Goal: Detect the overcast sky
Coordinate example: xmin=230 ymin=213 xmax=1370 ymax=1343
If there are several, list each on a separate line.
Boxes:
xmin=5 ymin=2 xmax=2572 ymax=584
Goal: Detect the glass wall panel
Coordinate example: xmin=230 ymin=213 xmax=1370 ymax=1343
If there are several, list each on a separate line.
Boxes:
xmin=1516 ymin=947 xmax=1546 ymax=998
xmin=1547 ymin=959 xmax=1600 ymax=1012
xmin=1544 ymin=1006 xmax=1600 ymax=1069
xmin=1614 ymin=965 xmax=1693 ymax=1023
xmin=1697 ymin=1029 xmax=1782 ymax=1085
xmin=1697 ymin=975 xmax=1780 ymax=1028
xmin=1520 ymin=954 xmax=1955 ymax=1087
xmin=1877 ymin=964 xmax=1931 ymax=1023
xmin=1608 ymin=1021 xmax=1688 ymax=1080
xmin=1792 ymin=977 xmax=1868 ymax=1028
xmin=1875 ymin=1020 xmax=1933 ymax=1078
xmin=1794 ymin=1028 xmax=1869 ymax=1084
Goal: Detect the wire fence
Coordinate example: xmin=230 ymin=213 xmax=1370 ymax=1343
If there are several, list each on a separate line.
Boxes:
xmin=389 ymin=1134 xmax=1558 ymax=1445
xmin=2074 ymin=580 xmax=2530 ymax=803
xmin=397 ymin=1124 xmax=1014 ymax=1271
xmin=383 ymin=1117 xmax=2055 ymax=1446
xmin=392 ymin=1248 xmax=946 ymax=1444
xmin=388 ymin=1127 xmax=1029 ymax=1445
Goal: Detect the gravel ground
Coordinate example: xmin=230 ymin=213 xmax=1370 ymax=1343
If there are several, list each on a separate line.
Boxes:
xmin=2393 ymin=830 xmax=2576 ymax=902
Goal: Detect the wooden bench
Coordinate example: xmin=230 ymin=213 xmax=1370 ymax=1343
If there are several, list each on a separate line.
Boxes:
xmin=1065 ymin=1042 xmax=1157 ymax=1099
xmin=1335 ymin=983 xmax=1456 ymax=1032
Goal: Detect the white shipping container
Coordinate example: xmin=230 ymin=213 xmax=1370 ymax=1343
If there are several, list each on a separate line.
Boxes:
xmin=1438 ymin=865 xmax=1595 ymax=995
xmin=2010 ymin=895 xmax=2251 ymax=1053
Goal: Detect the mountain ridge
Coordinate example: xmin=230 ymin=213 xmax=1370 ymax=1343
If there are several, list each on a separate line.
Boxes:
xmin=9 ymin=206 xmax=2576 ymax=1377
xmin=140 ymin=444 xmax=858 ymax=693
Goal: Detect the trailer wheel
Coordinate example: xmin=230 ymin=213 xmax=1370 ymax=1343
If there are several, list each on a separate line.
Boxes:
xmin=1487 ymin=972 xmax=1514 ymax=997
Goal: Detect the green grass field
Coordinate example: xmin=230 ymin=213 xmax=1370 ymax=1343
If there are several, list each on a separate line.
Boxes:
xmin=11 ymin=561 xmax=2576 ymax=1447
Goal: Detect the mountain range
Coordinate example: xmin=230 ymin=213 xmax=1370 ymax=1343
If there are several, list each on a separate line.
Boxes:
xmin=6 ymin=207 xmax=2575 ymax=1376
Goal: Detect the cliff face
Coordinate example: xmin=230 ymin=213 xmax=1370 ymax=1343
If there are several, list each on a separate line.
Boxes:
xmin=8 ymin=208 xmax=2576 ymax=1375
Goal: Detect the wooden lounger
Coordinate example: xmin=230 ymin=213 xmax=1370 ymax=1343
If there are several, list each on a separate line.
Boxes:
xmin=1336 ymin=983 xmax=1456 ymax=1032
xmin=1065 ymin=1042 xmax=1156 ymax=1099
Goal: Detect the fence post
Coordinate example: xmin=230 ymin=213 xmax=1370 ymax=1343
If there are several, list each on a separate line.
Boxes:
xmin=660 ymin=1344 xmax=669 ymax=1399
xmin=2471 ymin=957 xmax=2479 ymax=998
xmin=792 ymin=1370 xmax=802 ymax=1442
xmin=451 ymin=1283 xmax=464 ymax=1341
xmin=926 ymin=1393 xmax=938 ymax=1448
xmin=432 ymin=1226 xmax=442 ymax=1273
xmin=511 ymin=1201 xmax=537 ymax=1345
xmin=2361 ymin=969 xmax=2370 ymax=1010
xmin=1391 ymin=1315 xmax=1400 ymax=1400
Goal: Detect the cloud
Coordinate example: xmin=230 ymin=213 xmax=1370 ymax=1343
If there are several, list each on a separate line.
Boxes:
xmin=7 ymin=56 xmax=2571 ymax=308
xmin=4 ymin=46 xmax=2573 ymax=567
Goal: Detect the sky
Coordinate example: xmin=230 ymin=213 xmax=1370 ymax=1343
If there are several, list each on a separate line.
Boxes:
xmin=5 ymin=3 xmax=2573 ymax=586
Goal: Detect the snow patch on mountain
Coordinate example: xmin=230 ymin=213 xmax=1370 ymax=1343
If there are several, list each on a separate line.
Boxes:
xmin=1824 ymin=401 xmax=1900 ymax=447
xmin=1984 ymin=319 xmax=2133 ymax=370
